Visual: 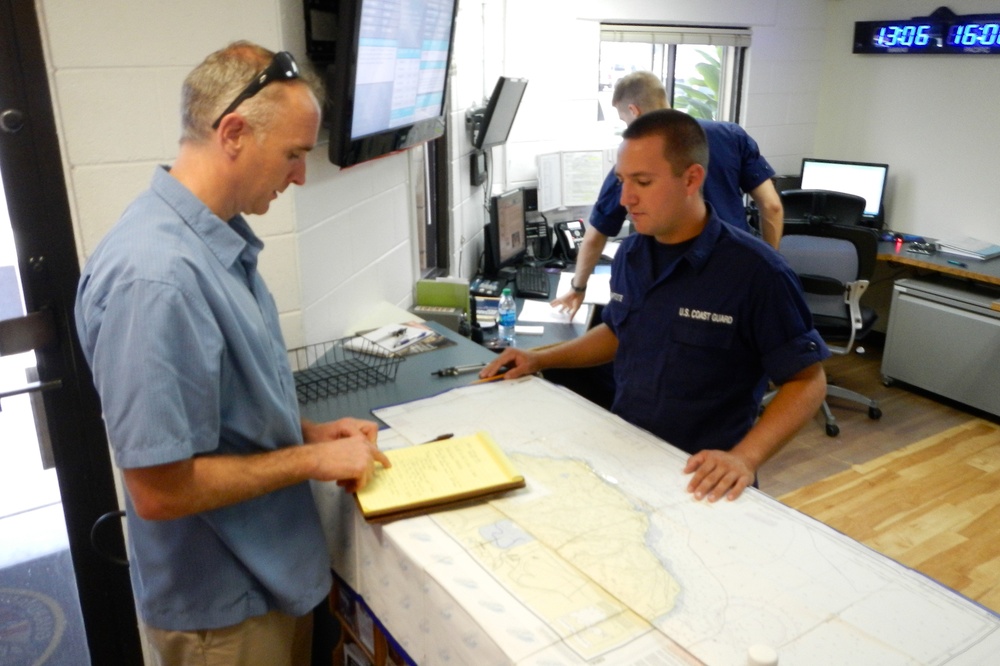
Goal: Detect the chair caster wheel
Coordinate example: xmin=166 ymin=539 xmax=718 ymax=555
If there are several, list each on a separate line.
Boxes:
xmin=825 ymin=423 xmax=840 ymax=437
xmin=869 ymin=406 xmax=882 ymax=420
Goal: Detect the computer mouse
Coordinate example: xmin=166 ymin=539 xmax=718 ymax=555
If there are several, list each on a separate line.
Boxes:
xmin=546 ymin=259 xmax=566 ymax=269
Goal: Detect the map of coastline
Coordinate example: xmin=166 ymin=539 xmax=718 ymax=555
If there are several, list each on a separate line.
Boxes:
xmin=356 ymin=377 xmax=1000 ymax=665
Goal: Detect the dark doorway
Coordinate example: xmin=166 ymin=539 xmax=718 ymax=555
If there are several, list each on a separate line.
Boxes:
xmin=0 ymin=2 xmax=142 ymax=663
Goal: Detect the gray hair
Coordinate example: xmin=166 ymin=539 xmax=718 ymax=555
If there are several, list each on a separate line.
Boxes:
xmin=180 ymin=40 xmax=323 ymax=143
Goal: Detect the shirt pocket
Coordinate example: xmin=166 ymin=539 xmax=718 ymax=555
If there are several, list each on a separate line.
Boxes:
xmin=663 ymin=318 xmax=737 ymax=399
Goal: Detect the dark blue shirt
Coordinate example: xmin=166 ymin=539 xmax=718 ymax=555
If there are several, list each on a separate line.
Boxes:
xmin=601 ymin=208 xmax=829 ymax=454
xmin=590 ymin=119 xmax=776 ymax=235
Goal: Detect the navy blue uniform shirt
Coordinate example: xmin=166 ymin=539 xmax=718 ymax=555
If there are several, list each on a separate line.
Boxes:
xmin=602 ymin=207 xmax=829 ymax=454
xmin=591 ymin=119 xmax=776 ymax=235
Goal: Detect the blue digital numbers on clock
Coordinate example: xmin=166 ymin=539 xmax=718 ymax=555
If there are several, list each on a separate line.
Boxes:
xmin=855 ymin=10 xmax=1000 ymax=55
xmin=948 ymin=22 xmax=1000 ymax=48
xmin=875 ymin=24 xmax=932 ymax=48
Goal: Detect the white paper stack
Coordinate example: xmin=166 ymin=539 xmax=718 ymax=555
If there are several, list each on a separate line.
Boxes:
xmin=936 ymin=235 xmax=1000 ymax=261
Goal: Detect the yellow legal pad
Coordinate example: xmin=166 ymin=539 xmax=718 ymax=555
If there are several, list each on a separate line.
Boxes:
xmin=355 ymin=432 xmax=525 ymax=522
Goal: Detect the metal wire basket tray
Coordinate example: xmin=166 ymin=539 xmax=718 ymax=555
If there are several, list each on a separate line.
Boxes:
xmin=287 ymin=337 xmax=403 ymax=404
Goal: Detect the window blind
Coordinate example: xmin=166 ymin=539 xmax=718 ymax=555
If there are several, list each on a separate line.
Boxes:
xmin=600 ymin=25 xmax=751 ymax=47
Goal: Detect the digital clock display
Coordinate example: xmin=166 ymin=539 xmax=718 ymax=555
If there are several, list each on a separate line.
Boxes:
xmin=854 ymin=9 xmax=1000 ymax=54
xmin=947 ymin=22 xmax=1000 ymax=48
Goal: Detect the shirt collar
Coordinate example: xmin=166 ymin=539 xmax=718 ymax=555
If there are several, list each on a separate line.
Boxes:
xmin=150 ymin=165 xmax=264 ymax=270
xmin=683 ymin=203 xmax=724 ymax=271
xmin=624 ymin=202 xmax=725 ymax=272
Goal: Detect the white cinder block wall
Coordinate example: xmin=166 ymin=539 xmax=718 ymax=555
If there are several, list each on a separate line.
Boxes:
xmin=43 ymin=0 xmax=422 ymax=350
xmin=47 ymin=0 xmax=829 ymax=354
xmin=815 ymin=0 xmax=1000 ymax=239
xmin=41 ymin=0 xmax=1000 ymax=355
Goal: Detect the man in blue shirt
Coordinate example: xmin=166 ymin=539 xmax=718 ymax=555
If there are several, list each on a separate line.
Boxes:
xmin=553 ymin=71 xmax=783 ymax=319
xmin=75 ymin=42 xmax=390 ymax=666
xmin=482 ymin=109 xmax=827 ymax=503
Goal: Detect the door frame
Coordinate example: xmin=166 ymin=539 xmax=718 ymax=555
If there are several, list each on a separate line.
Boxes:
xmin=0 ymin=2 xmax=141 ymax=663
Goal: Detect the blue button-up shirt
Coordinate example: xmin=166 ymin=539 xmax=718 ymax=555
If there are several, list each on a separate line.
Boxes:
xmin=75 ymin=166 xmax=330 ymax=631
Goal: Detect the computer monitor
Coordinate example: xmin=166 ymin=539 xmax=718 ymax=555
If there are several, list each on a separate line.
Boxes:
xmin=799 ymin=158 xmax=889 ymax=228
xmin=484 ymin=189 xmax=526 ymax=275
xmin=473 ymin=77 xmax=528 ymax=150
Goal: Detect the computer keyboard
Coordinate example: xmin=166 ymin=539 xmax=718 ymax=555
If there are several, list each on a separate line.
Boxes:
xmin=515 ymin=265 xmax=549 ymax=299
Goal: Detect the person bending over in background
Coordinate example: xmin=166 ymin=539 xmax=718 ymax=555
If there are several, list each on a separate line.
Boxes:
xmin=75 ymin=41 xmax=390 ymax=666
xmin=552 ymin=71 xmax=784 ymax=319
xmin=484 ymin=109 xmax=826 ymax=502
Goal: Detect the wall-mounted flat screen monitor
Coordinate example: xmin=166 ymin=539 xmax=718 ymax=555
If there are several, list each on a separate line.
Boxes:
xmin=313 ymin=0 xmax=460 ymax=167
xmin=474 ymin=76 xmax=528 ymax=150
xmin=799 ymin=158 xmax=889 ymax=228
xmin=485 ymin=189 xmax=526 ymax=275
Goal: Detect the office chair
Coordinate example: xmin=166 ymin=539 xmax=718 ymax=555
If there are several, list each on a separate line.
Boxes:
xmin=768 ymin=220 xmax=883 ymax=436
xmin=780 ymin=189 xmax=867 ymax=227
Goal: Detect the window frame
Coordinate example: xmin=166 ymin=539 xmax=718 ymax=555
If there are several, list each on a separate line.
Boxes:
xmin=599 ymin=23 xmax=752 ymax=124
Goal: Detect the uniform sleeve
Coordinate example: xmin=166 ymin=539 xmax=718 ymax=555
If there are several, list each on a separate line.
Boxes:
xmin=751 ymin=262 xmax=830 ymax=385
xmin=87 ymin=278 xmax=224 ymax=469
xmin=589 ymin=168 xmax=628 ymax=237
xmin=735 ymin=125 xmax=777 ymax=194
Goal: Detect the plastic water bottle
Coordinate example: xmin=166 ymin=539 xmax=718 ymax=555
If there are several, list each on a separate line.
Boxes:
xmin=497 ymin=288 xmax=516 ymax=346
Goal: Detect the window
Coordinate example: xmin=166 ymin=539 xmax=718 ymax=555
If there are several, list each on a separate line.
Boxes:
xmin=599 ymin=24 xmax=750 ymax=128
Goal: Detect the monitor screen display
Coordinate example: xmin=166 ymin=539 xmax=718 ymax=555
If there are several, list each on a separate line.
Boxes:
xmin=799 ymin=158 xmax=889 ymax=226
xmin=474 ymin=77 xmax=528 ymax=150
xmin=488 ymin=189 xmax=526 ymax=272
xmin=350 ymin=0 xmax=453 ymax=140
xmin=318 ymin=0 xmax=460 ymax=167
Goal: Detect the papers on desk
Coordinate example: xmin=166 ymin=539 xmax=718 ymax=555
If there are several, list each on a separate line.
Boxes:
xmin=602 ymin=239 xmax=621 ymax=260
xmin=517 ymin=298 xmax=590 ymax=325
xmin=360 ymin=377 xmax=1000 ymax=666
xmin=346 ymin=322 xmax=452 ymax=357
xmin=556 ymin=271 xmax=611 ymax=305
xmin=936 ymin=235 xmax=1000 ymax=261
xmin=354 ymin=432 xmax=525 ymax=523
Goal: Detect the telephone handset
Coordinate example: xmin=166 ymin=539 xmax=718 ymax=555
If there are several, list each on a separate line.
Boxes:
xmin=555 ymin=219 xmax=585 ymax=261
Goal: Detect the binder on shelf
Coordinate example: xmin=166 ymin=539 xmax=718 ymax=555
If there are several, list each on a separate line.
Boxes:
xmin=414 ymin=277 xmax=471 ymax=317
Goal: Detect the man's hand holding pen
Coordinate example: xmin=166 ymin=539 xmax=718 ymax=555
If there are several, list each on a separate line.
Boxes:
xmin=302 ymin=417 xmax=390 ymax=493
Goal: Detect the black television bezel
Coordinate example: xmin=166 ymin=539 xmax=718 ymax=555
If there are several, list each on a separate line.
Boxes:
xmin=322 ymin=0 xmax=460 ymax=168
xmin=473 ymin=76 xmax=528 ymax=150
xmin=799 ymin=157 xmax=889 ymax=229
xmin=485 ymin=188 xmax=527 ymax=275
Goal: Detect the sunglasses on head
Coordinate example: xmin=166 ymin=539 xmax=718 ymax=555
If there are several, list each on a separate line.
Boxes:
xmin=211 ymin=51 xmax=300 ymax=129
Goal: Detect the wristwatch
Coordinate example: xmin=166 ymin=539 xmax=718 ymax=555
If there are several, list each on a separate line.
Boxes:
xmin=570 ymin=278 xmax=587 ymax=293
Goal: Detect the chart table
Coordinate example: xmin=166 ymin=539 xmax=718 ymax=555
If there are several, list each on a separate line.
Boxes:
xmin=313 ymin=377 xmax=1000 ymax=665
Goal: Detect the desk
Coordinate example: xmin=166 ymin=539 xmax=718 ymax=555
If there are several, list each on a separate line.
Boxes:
xmin=875 ymin=241 xmax=1000 ymax=415
xmin=878 ymin=240 xmax=1000 ymax=286
xmin=298 ymin=321 xmax=496 ymax=427
xmin=310 ymin=327 xmax=1000 ymax=665
xmin=478 ymin=269 xmax=590 ymax=350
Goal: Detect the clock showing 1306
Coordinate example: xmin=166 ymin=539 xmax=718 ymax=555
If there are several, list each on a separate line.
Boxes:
xmin=854 ymin=7 xmax=1000 ymax=54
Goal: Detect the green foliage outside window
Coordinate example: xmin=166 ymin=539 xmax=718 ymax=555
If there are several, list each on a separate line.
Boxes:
xmin=673 ymin=47 xmax=722 ymax=120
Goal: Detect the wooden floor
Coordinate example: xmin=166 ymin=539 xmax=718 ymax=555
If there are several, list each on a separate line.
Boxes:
xmin=766 ymin=337 xmax=1000 ymax=612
